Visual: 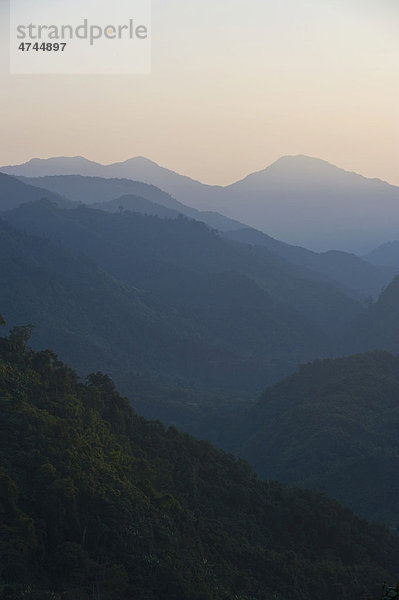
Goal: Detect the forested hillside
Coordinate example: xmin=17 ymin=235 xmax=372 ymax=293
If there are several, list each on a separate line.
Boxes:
xmin=3 ymin=200 xmax=362 ymax=339
xmin=1 ymin=328 xmax=398 ymax=600
xmin=233 ymin=351 xmax=399 ymax=529
xmin=16 ymin=173 xmax=397 ymax=298
xmin=0 ymin=218 xmax=295 ymax=393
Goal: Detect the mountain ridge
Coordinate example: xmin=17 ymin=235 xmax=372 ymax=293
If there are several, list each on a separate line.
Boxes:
xmin=16 ymin=174 xmax=245 ymax=232
xmin=3 ymin=153 xmax=395 ymax=188
xmin=226 ymin=154 xmax=394 ymax=188
xmin=3 ymin=154 xmax=399 ymax=252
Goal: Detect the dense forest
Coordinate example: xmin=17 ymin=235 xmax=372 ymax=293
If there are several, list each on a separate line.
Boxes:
xmin=231 ymin=351 xmax=399 ymax=530
xmin=2 ymin=170 xmax=399 ymax=599
xmin=1 ymin=326 xmax=399 ymax=600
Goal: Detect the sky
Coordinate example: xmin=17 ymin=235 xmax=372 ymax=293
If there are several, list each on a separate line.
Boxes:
xmin=0 ymin=0 xmax=398 ymax=186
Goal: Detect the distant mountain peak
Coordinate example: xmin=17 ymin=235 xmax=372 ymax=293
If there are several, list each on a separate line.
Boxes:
xmin=23 ymin=156 xmax=100 ymax=166
xmin=273 ymin=154 xmax=339 ymax=168
xmin=120 ymin=156 xmax=160 ymax=166
xmin=227 ymin=154 xmax=390 ymax=191
xmin=247 ymin=154 xmax=348 ymax=179
xmin=277 ymin=154 xmax=332 ymax=163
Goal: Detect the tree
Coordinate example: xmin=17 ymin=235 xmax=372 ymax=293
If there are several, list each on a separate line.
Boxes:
xmin=9 ymin=324 xmax=34 ymax=345
xmin=378 ymin=583 xmax=399 ymax=599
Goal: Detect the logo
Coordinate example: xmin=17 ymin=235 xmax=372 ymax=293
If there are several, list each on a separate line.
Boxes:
xmin=10 ymin=0 xmax=151 ymax=74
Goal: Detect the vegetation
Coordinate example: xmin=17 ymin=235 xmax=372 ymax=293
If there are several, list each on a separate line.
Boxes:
xmin=378 ymin=583 xmax=399 ymax=599
xmin=233 ymin=351 xmax=399 ymax=529
xmin=0 ymin=216 xmax=292 ymax=394
xmin=1 ymin=331 xmax=399 ymax=599
xmin=4 ymin=198 xmax=361 ymax=339
xmin=0 ymin=207 xmax=337 ymax=395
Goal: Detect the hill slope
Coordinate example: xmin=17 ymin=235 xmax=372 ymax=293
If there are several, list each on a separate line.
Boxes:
xmin=18 ymin=174 xmax=395 ymax=300
xmin=1 ymin=333 xmax=398 ymax=599
xmin=233 ymin=351 xmax=399 ymax=529
xmin=0 ymin=172 xmax=72 ymax=211
xmin=4 ymin=154 xmax=399 ymax=253
xmin=346 ymin=275 xmax=399 ymax=355
xmin=0 ymin=155 xmax=219 ymax=203
xmin=93 ymin=193 xmax=181 ymax=219
xmin=3 ymin=217 xmax=298 ymax=393
xmin=365 ymin=241 xmax=399 ymax=268
xmin=0 ymin=215 xmax=331 ymax=394
xmin=219 ymin=156 xmax=399 ymax=253
xmin=224 ymin=227 xmax=397 ymax=299
xmin=2 ymin=200 xmax=362 ymax=340
xmin=18 ymin=174 xmax=244 ymax=232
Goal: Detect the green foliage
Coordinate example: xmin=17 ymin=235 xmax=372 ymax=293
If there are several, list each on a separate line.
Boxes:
xmin=8 ymin=325 xmax=34 ymax=345
xmin=1 ymin=333 xmax=399 ymax=600
xmin=379 ymin=583 xmax=399 ymax=599
xmin=234 ymin=351 xmax=399 ymax=529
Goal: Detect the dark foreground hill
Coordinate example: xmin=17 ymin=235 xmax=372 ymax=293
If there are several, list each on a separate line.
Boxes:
xmin=233 ymin=351 xmax=399 ymax=529
xmin=1 ymin=329 xmax=398 ymax=600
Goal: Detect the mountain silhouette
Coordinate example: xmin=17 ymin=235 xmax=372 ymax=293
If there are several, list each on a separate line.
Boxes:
xmin=18 ymin=174 xmax=244 ymax=232
xmin=3 ymin=154 xmax=399 ymax=253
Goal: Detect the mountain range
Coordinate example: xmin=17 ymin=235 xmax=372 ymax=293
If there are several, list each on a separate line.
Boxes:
xmin=3 ymin=151 xmax=399 ymax=597
xmin=3 ymin=154 xmax=399 ymax=253
xmin=1 ymin=195 xmax=364 ymax=338
xmin=17 ymin=174 xmax=244 ymax=232
xmin=1 ymin=170 xmax=396 ymax=302
xmin=2 ymin=170 xmax=399 ymax=396
xmin=223 ymin=227 xmax=397 ymax=300
xmin=1 ymin=199 xmax=341 ymax=394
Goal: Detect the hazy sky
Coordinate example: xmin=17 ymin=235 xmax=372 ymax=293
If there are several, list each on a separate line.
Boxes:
xmin=0 ymin=0 xmax=398 ymax=185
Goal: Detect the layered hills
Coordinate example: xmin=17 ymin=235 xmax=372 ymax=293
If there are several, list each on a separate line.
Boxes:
xmin=3 ymin=154 xmax=399 ymax=253
xmin=1 ymin=330 xmax=398 ymax=600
